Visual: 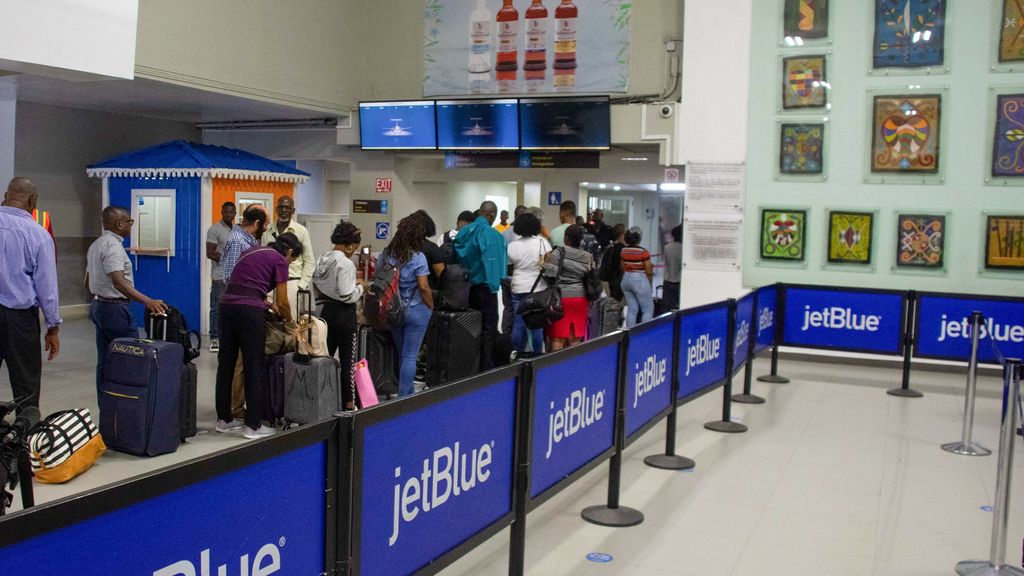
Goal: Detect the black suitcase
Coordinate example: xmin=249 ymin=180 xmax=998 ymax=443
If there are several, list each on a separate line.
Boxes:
xmin=180 ymin=362 xmax=197 ymax=441
xmin=425 ymin=310 xmax=482 ymax=388
xmin=358 ymin=325 xmax=399 ymax=398
xmin=589 ymin=297 xmax=623 ymax=340
xmin=652 ymin=285 xmax=669 ymax=317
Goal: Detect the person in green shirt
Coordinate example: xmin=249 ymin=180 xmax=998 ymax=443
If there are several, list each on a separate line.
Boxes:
xmin=548 ymin=200 xmax=576 ymax=248
xmin=454 ymin=200 xmax=507 ymax=370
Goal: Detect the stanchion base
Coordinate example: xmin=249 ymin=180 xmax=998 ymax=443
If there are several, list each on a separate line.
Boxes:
xmin=757 ymin=374 xmax=790 ymax=384
xmin=581 ymin=505 xmax=644 ymax=527
xmin=644 ymin=454 xmax=695 ymax=470
xmin=731 ymin=393 xmax=766 ymax=404
xmin=955 ymin=560 xmax=1024 ymax=576
xmin=887 ymin=387 xmax=924 ymax=398
xmin=941 ymin=442 xmax=991 ymax=456
xmin=704 ymin=420 xmax=748 ymax=433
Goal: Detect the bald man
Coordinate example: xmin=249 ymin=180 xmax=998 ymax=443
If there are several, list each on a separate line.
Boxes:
xmin=453 ymin=200 xmax=508 ymax=370
xmin=262 ymin=196 xmax=314 ymax=319
xmin=0 ymin=177 xmax=61 ymax=412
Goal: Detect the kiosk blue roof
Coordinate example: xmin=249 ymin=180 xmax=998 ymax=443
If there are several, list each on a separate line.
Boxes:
xmin=86 ymin=140 xmax=310 ymax=183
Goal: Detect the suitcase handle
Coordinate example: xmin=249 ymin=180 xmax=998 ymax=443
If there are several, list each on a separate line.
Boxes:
xmin=148 ymin=313 xmax=168 ymax=341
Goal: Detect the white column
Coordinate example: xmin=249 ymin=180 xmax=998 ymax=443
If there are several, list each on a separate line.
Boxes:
xmin=0 ymin=96 xmax=14 ymax=187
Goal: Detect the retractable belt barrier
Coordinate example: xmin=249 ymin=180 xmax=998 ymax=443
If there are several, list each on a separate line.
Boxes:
xmin=1 ymin=282 xmax=1021 ymax=575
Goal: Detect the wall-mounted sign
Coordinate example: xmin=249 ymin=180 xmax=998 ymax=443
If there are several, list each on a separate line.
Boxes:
xmin=443 ymin=151 xmax=600 ymax=169
xmin=375 ymin=222 xmax=391 ymax=240
xmin=547 ymin=192 xmax=562 ymax=206
xmin=664 ymin=167 xmax=681 ymax=183
xmin=375 ymin=178 xmax=392 ymax=193
xmin=353 ymin=199 xmax=389 ymax=214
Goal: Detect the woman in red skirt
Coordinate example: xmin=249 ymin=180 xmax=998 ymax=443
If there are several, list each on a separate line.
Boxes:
xmin=542 ymin=225 xmax=595 ymax=351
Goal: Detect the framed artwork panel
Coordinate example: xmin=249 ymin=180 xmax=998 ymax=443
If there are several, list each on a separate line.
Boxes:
xmin=871 ymin=94 xmax=941 ymax=173
xmin=760 ymin=209 xmax=807 ymax=261
xmin=783 ymin=0 xmax=829 ymax=40
xmin=873 ymin=0 xmax=946 ymax=69
xmin=992 ymin=93 xmax=1024 ymax=177
xmin=828 ymin=211 xmax=874 ymax=264
xmin=782 ymin=55 xmax=827 ymax=110
xmin=896 ymin=214 xmax=945 ymax=268
xmin=985 ymin=215 xmax=1024 ymax=270
xmin=780 ymin=123 xmax=825 ymax=174
xmin=1000 ymin=0 xmax=1024 ymax=63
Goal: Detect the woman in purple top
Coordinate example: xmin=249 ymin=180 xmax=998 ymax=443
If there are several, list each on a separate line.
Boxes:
xmin=215 ymin=232 xmax=303 ymax=439
xmin=383 ymin=215 xmax=433 ymax=397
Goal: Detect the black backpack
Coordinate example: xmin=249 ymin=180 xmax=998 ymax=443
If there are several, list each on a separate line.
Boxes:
xmin=145 ymin=306 xmax=201 ymax=363
xmin=598 ymin=244 xmax=621 ymax=282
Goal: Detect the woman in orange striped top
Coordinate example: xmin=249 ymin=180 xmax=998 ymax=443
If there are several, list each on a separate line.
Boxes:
xmin=619 ymin=227 xmax=654 ymax=327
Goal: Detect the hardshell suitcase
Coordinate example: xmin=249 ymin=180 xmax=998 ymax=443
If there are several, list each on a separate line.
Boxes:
xmin=358 ymin=325 xmax=399 ymax=398
xmin=263 ymin=354 xmax=288 ymax=421
xmin=99 ymin=337 xmax=183 ymax=456
xmin=588 ymin=297 xmax=623 ymax=340
xmin=180 ymin=362 xmax=197 ymax=441
xmin=425 ymin=310 xmax=482 ymax=388
xmin=652 ymin=285 xmax=669 ymax=317
xmin=283 ymin=353 xmax=341 ymax=425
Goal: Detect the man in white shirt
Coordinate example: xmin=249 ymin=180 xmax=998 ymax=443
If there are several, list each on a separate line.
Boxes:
xmin=262 ymin=196 xmax=315 ymax=319
xmin=205 ymin=201 xmax=236 ymax=352
xmin=548 ymin=200 xmax=576 ymax=248
xmin=663 ymin=224 xmax=683 ymax=310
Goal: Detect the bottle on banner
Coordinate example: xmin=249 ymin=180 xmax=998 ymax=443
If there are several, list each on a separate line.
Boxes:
xmin=524 ymin=0 xmax=548 ymax=71
xmin=468 ymin=0 xmax=493 ymax=73
xmin=495 ymin=0 xmax=519 ymax=72
xmin=553 ymin=0 xmax=577 ymax=70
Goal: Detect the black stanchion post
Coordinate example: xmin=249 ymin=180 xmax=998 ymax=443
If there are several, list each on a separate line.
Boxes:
xmin=888 ymin=290 xmax=924 ymax=398
xmin=335 ymin=415 xmax=353 ymax=576
xmin=581 ymin=336 xmax=645 ymax=527
xmin=734 ymin=291 xmax=766 ymax=405
xmin=758 ymin=284 xmax=790 ymax=384
xmin=509 ymin=363 xmax=534 ymax=576
xmin=955 ymin=359 xmax=1023 ymax=576
xmin=646 ymin=311 xmax=696 ymax=470
xmin=705 ymin=299 xmax=748 ymax=433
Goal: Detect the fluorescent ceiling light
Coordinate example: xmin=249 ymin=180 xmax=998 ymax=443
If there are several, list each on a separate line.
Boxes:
xmin=598 ymin=184 xmax=607 ymax=189
xmin=660 ymin=183 xmax=686 ymax=191
xmin=620 ymin=157 xmax=649 ymax=162
xmin=613 ymin=185 xmax=622 ymax=191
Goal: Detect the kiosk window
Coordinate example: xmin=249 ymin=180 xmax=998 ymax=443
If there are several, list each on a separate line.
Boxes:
xmin=130 ymin=189 xmax=176 ymax=256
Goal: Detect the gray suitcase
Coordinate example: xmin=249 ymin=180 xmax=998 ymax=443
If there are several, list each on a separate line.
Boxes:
xmin=283 ymin=289 xmax=342 ymax=425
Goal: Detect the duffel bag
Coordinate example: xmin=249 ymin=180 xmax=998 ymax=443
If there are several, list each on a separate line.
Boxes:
xmin=27 ymin=409 xmax=106 ymax=484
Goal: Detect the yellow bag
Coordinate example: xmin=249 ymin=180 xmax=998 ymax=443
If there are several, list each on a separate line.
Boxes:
xmin=28 ymin=409 xmax=106 ymax=484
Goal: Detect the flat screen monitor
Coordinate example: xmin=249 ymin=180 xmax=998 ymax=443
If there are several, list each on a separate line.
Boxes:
xmin=519 ymin=97 xmax=611 ymax=150
xmin=359 ymin=101 xmax=437 ymax=150
xmin=436 ymin=99 xmax=519 ymax=150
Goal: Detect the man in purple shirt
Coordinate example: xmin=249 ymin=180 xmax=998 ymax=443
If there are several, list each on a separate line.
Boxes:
xmin=0 ymin=177 xmax=61 ymax=411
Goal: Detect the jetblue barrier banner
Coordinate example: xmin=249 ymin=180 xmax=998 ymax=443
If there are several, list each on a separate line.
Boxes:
xmin=358 ymin=379 xmax=517 ymax=576
xmin=678 ymin=305 xmax=730 ymax=400
xmin=915 ymin=295 xmax=1024 ymax=364
xmin=625 ymin=319 xmax=674 ymax=438
xmin=732 ymin=293 xmax=755 ymax=372
xmin=755 ymin=285 xmax=778 ymax=354
xmin=782 ymin=287 xmax=905 ymax=355
xmin=531 ymin=343 xmax=618 ymax=498
xmin=1 ymin=444 xmax=326 ymax=575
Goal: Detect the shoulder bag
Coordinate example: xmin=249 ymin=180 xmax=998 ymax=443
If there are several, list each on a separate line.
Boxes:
xmin=516 ymin=247 xmax=566 ymax=329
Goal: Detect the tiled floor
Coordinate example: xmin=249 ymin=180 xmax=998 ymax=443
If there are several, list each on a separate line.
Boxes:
xmin=2 ymin=319 xmax=1022 ymax=575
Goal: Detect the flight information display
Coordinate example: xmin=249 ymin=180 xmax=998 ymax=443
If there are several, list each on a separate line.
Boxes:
xmin=436 ymin=99 xmax=519 ymax=150
xmin=519 ymin=97 xmax=611 ymax=150
xmin=359 ymin=101 xmax=437 ymax=149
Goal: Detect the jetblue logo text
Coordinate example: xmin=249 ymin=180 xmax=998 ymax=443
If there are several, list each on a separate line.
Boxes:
xmin=546 ymin=388 xmax=605 ymax=459
xmin=734 ymin=320 xmax=750 ymax=353
xmin=686 ymin=333 xmax=721 ymax=376
xmin=389 ymin=441 xmax=493 ymax=547
xmin=936 ymin=315 xmax=1024 ymax=343
xmin=634 ymin=354 xmax=667 ymax=408
xmin=154 ymin=542 xmax=281 ymax=576
xmin=801 ymin=306 xmax=880 ymax=332
xmin=758 ymin=307 xmax=773 ymax=336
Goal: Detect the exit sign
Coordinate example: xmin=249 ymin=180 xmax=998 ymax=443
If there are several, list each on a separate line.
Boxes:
xmin=375 ymin=178 xmax=392 ymax=193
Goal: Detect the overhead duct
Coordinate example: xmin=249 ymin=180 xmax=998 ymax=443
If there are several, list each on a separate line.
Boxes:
xmin=197 ymin=117 xmax=341 ymax=131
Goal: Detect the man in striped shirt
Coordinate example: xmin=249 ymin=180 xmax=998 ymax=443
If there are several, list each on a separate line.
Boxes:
xmin=221 ymin=205 xmax=268 ymax=282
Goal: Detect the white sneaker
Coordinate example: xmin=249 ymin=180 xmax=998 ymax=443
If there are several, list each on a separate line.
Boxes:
xmin=243 ymin=424 xmax=277 ymax=439
xmin=215 ymin=419 xmax=243 ymax=433
xmin=209 ymin=338 xmax=220 ymax=353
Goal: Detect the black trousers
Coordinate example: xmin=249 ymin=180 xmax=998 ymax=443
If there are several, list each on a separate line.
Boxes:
xmin=216 ymin=304 xmax=266 ymax=430
xmin=469 ymin=284 xmax=498 ymax=371
xmin=321 ymin=299 xmax=357 ymax=407
xmin=0 ymin=305 xmax=42 ymax=410
xmin=664 ymin=281 xmax=681 ymax=311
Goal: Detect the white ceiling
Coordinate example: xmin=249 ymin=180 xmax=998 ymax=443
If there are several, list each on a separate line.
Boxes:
xmin=0 ymin=71 xmax=345 ymax=125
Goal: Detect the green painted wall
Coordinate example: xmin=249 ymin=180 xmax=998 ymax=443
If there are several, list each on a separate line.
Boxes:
xmin=743 ymin=0 xmax=1024 ymax=297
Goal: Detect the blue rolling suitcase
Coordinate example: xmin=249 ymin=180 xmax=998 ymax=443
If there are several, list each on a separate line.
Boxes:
xmin=99 ymin=338 xmax=183 ymax=456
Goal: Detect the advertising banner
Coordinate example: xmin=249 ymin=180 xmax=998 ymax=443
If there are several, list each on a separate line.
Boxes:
xmin=754 ymin=285 xmax=778 ymax=354
xmin=624 ymin=318 xmax=675 ymax=438
xmin=423 ymin=0 xmax=632 ymax=96
xmin=782 ymin=287 xmax=905 ymax=355
xmin=915 ymin=294 xmax=1024 ymax=364
xmin=0 ymin=444 xmax=327 ymax=576
xmin=732 ymin=293 xmax=755 ymax=372
xmin=531 ymin=342 xmax=618 ymax=498
xmin=677 ymin=304 xmax=730 ymax=401
xmin=357 ymin=379 xmax=517 ymax=576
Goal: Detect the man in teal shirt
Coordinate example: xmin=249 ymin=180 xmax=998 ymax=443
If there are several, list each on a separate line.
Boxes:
xmin=454 ymin=200 xmax=507 ymax=370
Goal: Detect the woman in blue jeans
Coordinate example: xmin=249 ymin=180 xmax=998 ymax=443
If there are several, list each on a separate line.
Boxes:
xmin=506 ymin=213 xmax=551 ymax=354
xmin=384 ymin=214 xmax=434 ymax=397
xmin=620 ymin=227 xmax=654 ymax=328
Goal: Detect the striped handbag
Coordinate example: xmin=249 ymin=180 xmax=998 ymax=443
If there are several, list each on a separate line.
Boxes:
xmin=27 ymin=409 xmax=106 ymax=484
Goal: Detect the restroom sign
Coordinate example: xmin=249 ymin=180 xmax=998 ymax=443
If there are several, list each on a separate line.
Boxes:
xmin=375 ymin=178 xmax=392 ymax=193
xmin=547 ymin=191 xmax=562 ymax=206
